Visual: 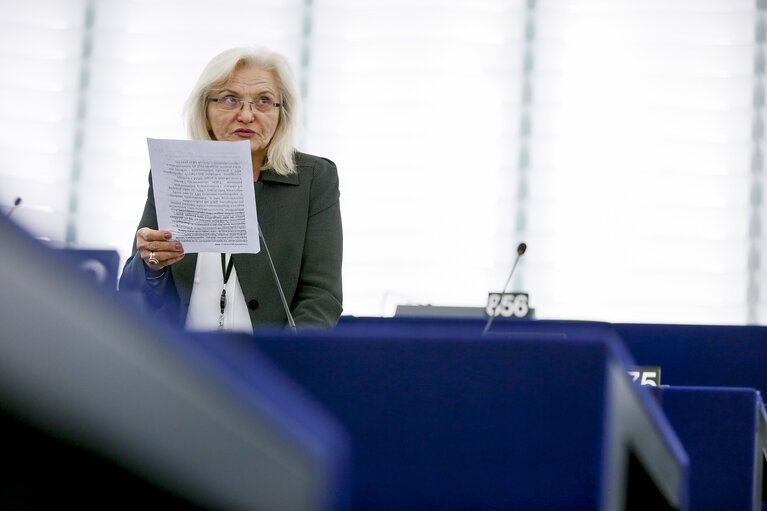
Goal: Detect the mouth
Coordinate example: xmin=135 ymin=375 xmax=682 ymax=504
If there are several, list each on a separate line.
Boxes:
xmin=234 ymin=129 xmax=256 ymax=138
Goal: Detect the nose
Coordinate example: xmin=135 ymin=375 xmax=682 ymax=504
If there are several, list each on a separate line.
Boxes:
xmin=236 ymin=102 xmax=256 ymax=122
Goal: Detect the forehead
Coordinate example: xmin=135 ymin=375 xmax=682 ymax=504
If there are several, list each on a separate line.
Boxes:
xmin=220 ymin=64 xmax=278 ymax=94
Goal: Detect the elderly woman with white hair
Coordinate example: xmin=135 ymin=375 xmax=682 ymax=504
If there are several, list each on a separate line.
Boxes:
xmin=119 ymin=47 xmax=342 ymax=331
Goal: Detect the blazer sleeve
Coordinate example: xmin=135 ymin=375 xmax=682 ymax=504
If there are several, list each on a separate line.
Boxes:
xmin=118 ymin=172 xmax=181 ymax=320
xmin=290 ymin=158 xmax=343 ymax=327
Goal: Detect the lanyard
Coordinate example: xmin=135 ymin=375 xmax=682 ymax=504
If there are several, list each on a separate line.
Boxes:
xmin=218 ymin=254 xmax=235 ymax=328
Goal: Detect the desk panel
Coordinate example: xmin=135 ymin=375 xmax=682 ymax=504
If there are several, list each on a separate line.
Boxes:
xmin=659 ymin=387 xmax=766 ymax=511
xmin=251 ymin=322 xmax=688 ymax=510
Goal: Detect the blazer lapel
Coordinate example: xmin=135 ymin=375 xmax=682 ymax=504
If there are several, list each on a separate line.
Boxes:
xmin=172 ymin=252 xmax=198 ymax=309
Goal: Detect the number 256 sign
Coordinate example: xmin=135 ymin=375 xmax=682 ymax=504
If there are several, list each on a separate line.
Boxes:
xmin=486 ymin=293 xmax=533 ymax=319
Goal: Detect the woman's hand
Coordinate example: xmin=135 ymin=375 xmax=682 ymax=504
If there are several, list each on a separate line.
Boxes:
xmin=136 ymin=227 xmax=185 ymax=270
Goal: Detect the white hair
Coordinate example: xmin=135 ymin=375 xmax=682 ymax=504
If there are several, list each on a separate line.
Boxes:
xmin=183 ymin=47 xmax=302 ymax=176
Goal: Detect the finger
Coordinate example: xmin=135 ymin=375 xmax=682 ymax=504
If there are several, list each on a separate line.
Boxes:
xmin=137 ymin=227 xmax=173 ymax=242
xmin=162 ymin=253 xmax=185 ymax=267
xmin=141 ymin=243 xmax=184 ymax=265
xmin=140 ymin=240 xmax=184 ymax=253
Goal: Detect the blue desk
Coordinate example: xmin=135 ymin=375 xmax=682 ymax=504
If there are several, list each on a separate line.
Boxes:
xmin=659 ymin=387 xmax=767 ymax=511
xmin=613 ymin=323 xmax=767 ymax=511
xmin=250 ymin=318 xmax=688 ymax=510
xmin=614 ymin=323 xmax=767 ymax=395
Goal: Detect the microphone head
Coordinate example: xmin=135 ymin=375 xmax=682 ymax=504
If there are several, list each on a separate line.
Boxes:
xmin=13 ymin=197 xmax=21 ymax=206
xmin=517 ymin=242 xmax=527 ymax=255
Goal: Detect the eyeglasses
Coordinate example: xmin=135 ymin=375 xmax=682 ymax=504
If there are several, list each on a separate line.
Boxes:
xmin=207 ymin=96 xmax=283 ymax=113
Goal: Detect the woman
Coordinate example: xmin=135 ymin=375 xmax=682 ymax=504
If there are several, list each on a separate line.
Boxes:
xmin=119 ymin=47 xmax=342 ymax=331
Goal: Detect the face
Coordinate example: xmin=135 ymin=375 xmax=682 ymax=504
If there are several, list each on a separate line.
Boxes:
xmin=206 ymin=64 xmax=281 ymax=162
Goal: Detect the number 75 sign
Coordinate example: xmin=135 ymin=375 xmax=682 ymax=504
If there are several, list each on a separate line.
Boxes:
xmin=627 ymin=366 xmax=662 ymax=386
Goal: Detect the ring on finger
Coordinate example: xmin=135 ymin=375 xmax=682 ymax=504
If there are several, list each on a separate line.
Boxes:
xmin=148 ymin=251 xmax=159 ymax=265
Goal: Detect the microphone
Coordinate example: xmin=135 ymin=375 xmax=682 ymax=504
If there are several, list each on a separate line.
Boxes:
xmin=482 ymin=242 xmax=527 ymax=335
xmin=6 ymin=197 xmax=22 ymax=219
xmin=257 ymin=223 xmax=297 ymax=333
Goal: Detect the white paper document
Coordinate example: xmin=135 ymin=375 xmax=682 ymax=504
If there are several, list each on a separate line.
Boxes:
xmin=147 ymin=138 xmax=260 ymax=254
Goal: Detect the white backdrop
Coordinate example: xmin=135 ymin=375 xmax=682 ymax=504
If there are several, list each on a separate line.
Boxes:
xmin=1 ymin=0 xmax=764 ymax=324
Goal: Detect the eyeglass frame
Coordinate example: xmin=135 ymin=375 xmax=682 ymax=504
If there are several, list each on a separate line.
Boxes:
xmin=206 ymin=96 xmax=283 ymax=112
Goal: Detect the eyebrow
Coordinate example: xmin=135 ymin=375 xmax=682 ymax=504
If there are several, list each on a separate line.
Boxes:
xmin=215 ymin=88 xmax=277 ymax=98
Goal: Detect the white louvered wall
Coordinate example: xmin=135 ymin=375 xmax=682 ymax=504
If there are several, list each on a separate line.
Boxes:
xmin=0 ymin=0 xmax=763 ymax=324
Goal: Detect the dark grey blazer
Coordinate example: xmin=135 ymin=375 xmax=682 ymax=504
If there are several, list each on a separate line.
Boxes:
xmin=119 ymin=152 xmax=343 ymax=328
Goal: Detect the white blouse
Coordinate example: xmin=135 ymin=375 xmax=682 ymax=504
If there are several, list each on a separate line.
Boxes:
xmin=184 ymin=252 xmax=253 ymax=334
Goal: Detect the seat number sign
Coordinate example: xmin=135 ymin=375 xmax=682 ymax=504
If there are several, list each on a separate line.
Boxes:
xmin=627 ymin=366 xmax=661 ymax=386
xmin=485 ymin=293 xmax=532 ymax=318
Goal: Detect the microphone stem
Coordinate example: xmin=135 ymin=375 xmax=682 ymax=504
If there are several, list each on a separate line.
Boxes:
xmin=500 ymin=257 xmax=522 ymax=296
xmin=482 ymin=253 xmax=523 ymax=335
xmin=258 ymin=223 xmax=297 ymax=333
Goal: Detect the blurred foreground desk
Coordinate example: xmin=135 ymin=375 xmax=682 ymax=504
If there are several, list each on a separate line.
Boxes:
xmin=0 ymin=215 xmax=349 ymax=511
xmin=252 ymin=318 xmax=689 ymax=510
